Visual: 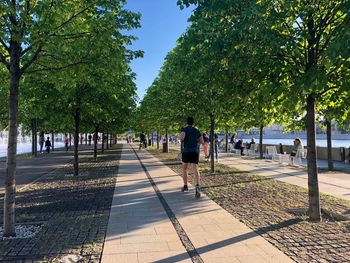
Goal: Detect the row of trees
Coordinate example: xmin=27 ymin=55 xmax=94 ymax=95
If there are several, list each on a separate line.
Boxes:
xmin=0 ymin=0 xmax=142 ymax=237
xmin=137 ymin=0 xmax=350 ymax=222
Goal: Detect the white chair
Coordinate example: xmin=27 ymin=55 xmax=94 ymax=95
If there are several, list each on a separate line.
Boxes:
xmin=266 ymin=146 xmax=279 ymax=161
xmin=247 ymin=143 xmax=259 ymax=156
xmin=290 ymin=148 xmax=307 ymax=166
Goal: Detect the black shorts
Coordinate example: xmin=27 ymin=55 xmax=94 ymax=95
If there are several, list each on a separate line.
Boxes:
xmin=182 ymin=152 xmax=199 ymax=164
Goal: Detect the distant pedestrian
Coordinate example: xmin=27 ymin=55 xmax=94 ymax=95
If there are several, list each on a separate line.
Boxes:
xmin=346 ymin=147 xmax=350 ymax=163
xmin=88 ymin=134 xmax=92 ymax=145
xmin=64 ymin=134 xmax=69 ymax=151
xmin=39 ymin=133 xmax=45 ymax=153
xmin=180 ymin=116 xmax=204 ymax=198
xmin=139 ymin=131 xmax=147 ymax=150
xmin=203 ymin=132 xmax=209 ymax=158
xmin=45 ymin=137 xmax=52 ymax=154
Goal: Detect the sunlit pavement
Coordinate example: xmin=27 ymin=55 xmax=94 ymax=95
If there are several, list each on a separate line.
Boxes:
xmin=101 ymin=144 xmax=292 ymax=263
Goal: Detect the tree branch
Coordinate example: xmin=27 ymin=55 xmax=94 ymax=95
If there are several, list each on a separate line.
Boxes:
xmin=26 ymin=60 xmax=92 ymax=74
xmin=317 ymin=85 xmax=337 ymax=97
xmin=0 ymin=51 xmax=10 ymax=69
xmin=51 ymin=5 xmax=93 ymax=35
xmin=20 ymin=44 xmax=43 ymax=73
xmin=0 ymin=38 xmax=10 ymax=52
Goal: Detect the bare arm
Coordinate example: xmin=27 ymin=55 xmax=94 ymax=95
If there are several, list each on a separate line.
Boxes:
xmin=180 ymin=131 xmax=185 ymax=142
xmin=198 ymin=135 xmax=204 ymax=146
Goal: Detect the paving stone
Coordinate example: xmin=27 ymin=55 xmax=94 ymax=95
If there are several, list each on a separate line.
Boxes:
xmin=0 ymin=147 xmax=122 ymax=261
xmin=150 ymin=148 xmax=350 ymax=263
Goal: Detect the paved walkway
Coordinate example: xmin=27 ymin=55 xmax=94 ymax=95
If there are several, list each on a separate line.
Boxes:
xmin=219 ymin=156 xmax=350 ymax=201
xmin=102 ymin=144 xmax=292 ymax=262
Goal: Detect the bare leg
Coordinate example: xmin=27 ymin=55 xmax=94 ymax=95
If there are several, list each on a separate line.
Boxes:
xmin=182 ymin=162 xmax=188 ymax=185
xmin=193 ymin=164 xmax=200 ymax=186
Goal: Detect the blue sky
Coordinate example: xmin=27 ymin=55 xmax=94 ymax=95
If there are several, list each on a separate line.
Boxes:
xmin=125 ymin=1 xmax=193 ymax=100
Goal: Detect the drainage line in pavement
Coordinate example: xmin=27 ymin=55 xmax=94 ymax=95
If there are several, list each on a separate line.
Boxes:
xmin=131 ymin=146 xmax=204 ymax=263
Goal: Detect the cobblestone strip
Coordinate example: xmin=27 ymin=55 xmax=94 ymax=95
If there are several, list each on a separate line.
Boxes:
xmin=148 ymin=149 xmax=350 ymax=263
xmin=0 ymin=147 xmax=121 ymax=262
xmin=131 ymin=145 xmax=204 ymax=263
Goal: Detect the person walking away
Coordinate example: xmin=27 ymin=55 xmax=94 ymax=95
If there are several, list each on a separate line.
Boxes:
xmin=45 ymin=137 xmax=52 ymax=154
xmin=64 ymin=134 xmax=69 ymax=151
xmin=39 ymin=133 xmax=45 ymax=153
xmin=180 ymin=116 xmax=204 ymax=198
xmin=139 ymin=131 xmax=146 ymax=150
xmin=88 ymin=134 xmax=92 ymax=145
xmin=203 ymin=132 xmax=210 ymax=158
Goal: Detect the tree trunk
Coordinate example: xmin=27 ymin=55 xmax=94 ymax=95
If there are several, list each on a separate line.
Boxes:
xmin=31 ymin=119 xmax=35 ymax=155
xmin=51 ymin=132 xmax=54 ymax=151
xmin=225 ymin=131 xmax=228 ymax=153
xmin=34 ymin=118 xmax=37 ymax=157
xmin=156 ymin=129 xmax=159 ymax=149
xmin=326 ymin=120 xmax=334 ymax=171
xmin=101 ymin=132 xmax=105 ymax=153
xmin=94 ymin=127 xmax=98 ymax=161
xmin=4 ymin=44 xmax=22 ymax=237
xmin=151 ymin=132 xmax=154 ymax=146
xmin=69 ymin=133 xmax=72 ymax=150
xmin=85 ymin=133 xmax=88 ymax=145
xmin=165 ymin=129 xmax=169 ymax=153
xmin=306 ymin=94 xmax=321 ymax=222
xmin=73 ymin=105 xmax=80 ymax=176
xmin=210 ymin=113 xmax=215 ymax=174
xmin=259 ymin=124 xmax=264 ymax=159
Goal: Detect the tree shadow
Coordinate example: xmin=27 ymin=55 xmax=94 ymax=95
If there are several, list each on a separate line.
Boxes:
xmin=151 ymin=218 xmax=302 ymax=263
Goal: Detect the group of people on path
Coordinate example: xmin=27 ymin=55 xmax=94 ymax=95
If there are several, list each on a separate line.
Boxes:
xmin=39 ymin=133 xmax=52 ymax=154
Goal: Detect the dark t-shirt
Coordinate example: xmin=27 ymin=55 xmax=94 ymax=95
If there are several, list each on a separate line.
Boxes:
xmin=140 ymin=133 xmax=145 ymax=142
xmin=181 ymin=126 xmax=201 ymax=153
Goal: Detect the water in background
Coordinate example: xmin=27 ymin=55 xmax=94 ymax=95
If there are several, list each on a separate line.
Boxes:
xmin=261 ymin=139 xmax=350 ymax=148
xmin=218 ymin=136 xmax=350 ymax=148
xmin=0 ymin=134 xmax=65 ymax=158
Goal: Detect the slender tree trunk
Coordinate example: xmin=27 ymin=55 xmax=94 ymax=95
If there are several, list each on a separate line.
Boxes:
xmin=51 ymin=132 xmax=54 ymax=151
xmin=210 ymin=113 xmax=215 ymax=174
xmin=225 ymin=131 xmax=228 ymax=153
xmin=156 ymin=129 xmax=159 ymax=149
xmin=31 ymin=119 xmax=35 ymax=155
xmin=326 ymin=120 xmax=334 ymax=171
xmin=94 ymin=127 xmax=98 ymax=161
xmin=165 ymin=129 xmax=169 ymax=153
xmin=73 ymin=101 xmax=81 ymax=176
xmin=307 ymin=94 xmax=321 ymax=222
xmin=101 ymin=132 xmax=105 ymax=153
xmin=4 ymin=43 xmax=22 ymax=237
xmin=34 ymin=119 xmax=37 ymax=157
xmin=151 ymin=132 xmax=154 ymax=146
xmin=259 ymin=124 xmax=264 ymax=159
xmin=69 ymin=133 xmax=72 ymax=150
